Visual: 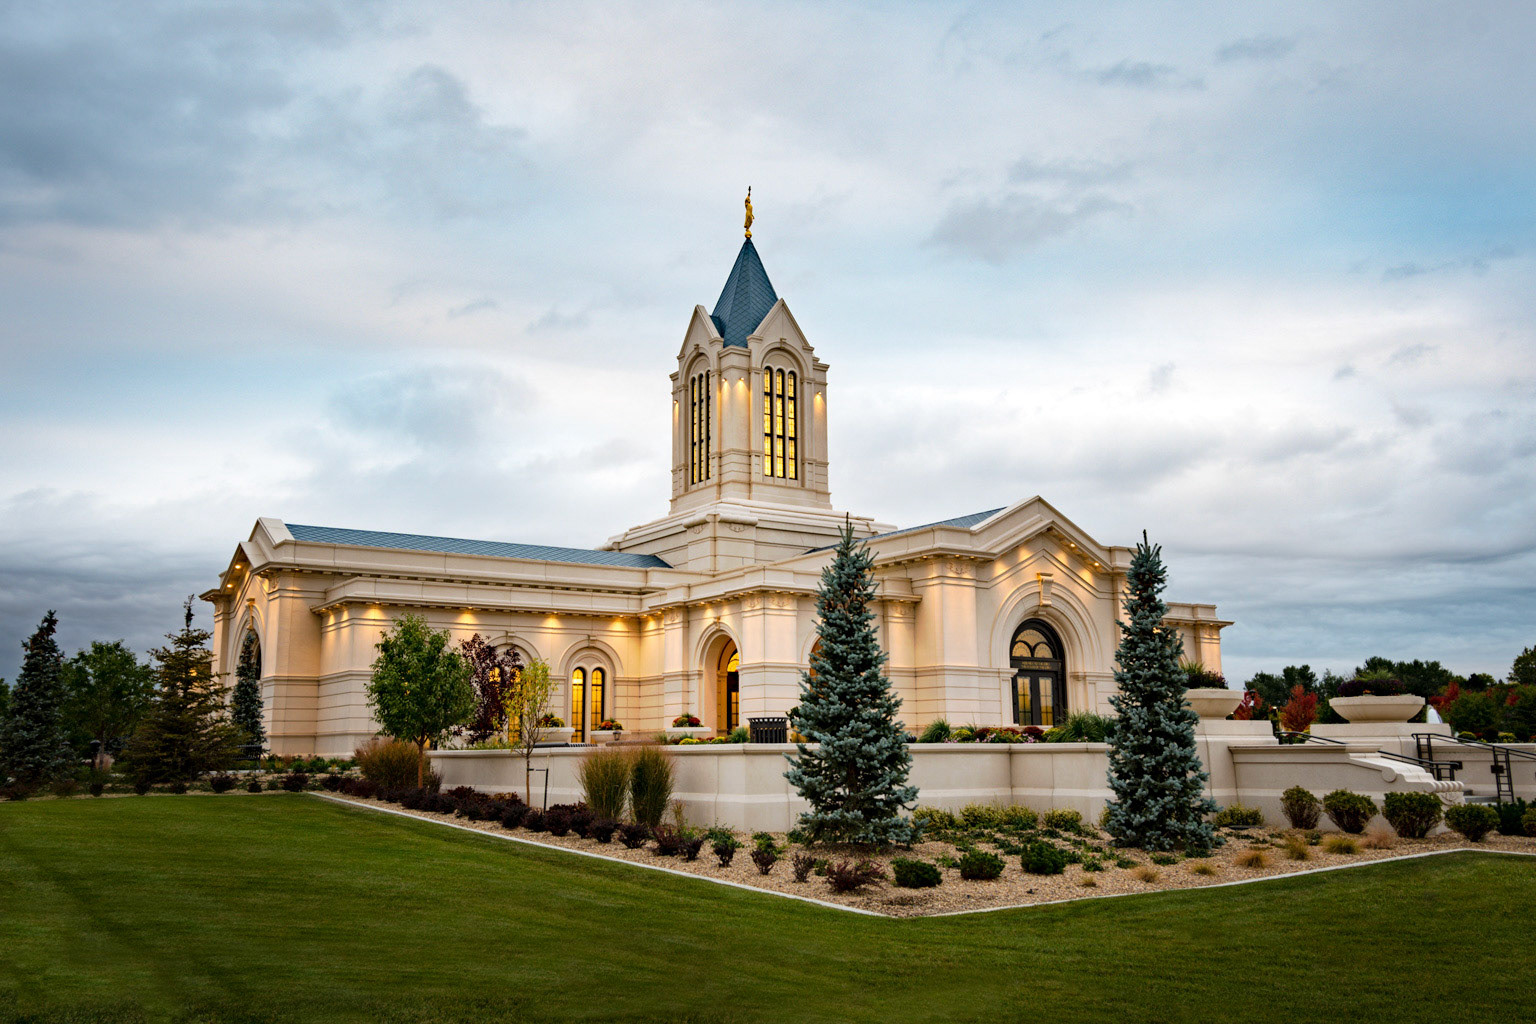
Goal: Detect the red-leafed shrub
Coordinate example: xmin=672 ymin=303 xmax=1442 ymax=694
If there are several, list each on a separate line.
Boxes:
xmin=825 ymin=859 xmax=886 ymax=893
xmin=1279 ymin=686 xmax=1319 ymax=733
xmin=1233 ymin=691 xmax=1266 ymax=721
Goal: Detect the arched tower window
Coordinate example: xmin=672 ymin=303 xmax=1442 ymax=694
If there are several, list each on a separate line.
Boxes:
xmin=761 ymin=366 xmax=797 ymax=479
xmin=1010 ymin=619 xmax=1066 ymax=727
xmin=570 ymin=664 xmax=608 ymax=742
xmin=689 ymin=369 xmax=712 ymax=485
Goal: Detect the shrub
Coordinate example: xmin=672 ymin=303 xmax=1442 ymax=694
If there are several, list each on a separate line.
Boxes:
xmin=1337 ymin=677 xmax=1405 ymax=697
xmin=209 ymin=774 xmax=237 ymax=793
xmin=825 ymin=859 xmax=885 ymax=893
xmin=891 ymin=858 xmax=942 ymax=888
xmin=1444 ymin=803 xmax=1498 ymax=843
xmin=1001 ymin=806 xmax=1039 ymax=830
xmin=1054 ymin=711 xmax=1113 ymax=743
xmin=1305 ymin=829 xmax=1322 ymax=846
xmin=577 ymin=747 xmax=630 ymax=821
xmin=1020 ymin=841 xmax=1066 ymax=875
xmin=913 ymin=807 xmax=960 ymax=832
xmin=1235 ymin=849 xmax=1270 ymax=868
xmin=960 ymin=803 xmax=1006 ymax=830
xmin=958 ymin=850 xmax=1005 ymax=880
xmin=791 ymin=851 xmax=817 ymax=882
xmin=502 ymin=803 xmax=531 ymax=829
xmin=1361 ymin=829 xmax=1396 ymax=850
xmin=627 ymin=746 xmax=675 ymax=827
xmin=709 ymin=829 xmax=741 ymax=867
xmin=1280 ymin=786 xmax=1321 ymax=829
xmin=1212 ymin=803 xmax=1264 ymax=828
xmin=1382 ymin=791 xmax=1443 ymax=839
xmin=1282 ymin=835 xmax=1312 ymax=861
xmin=1113 ymin=855 xmax=1137 ymax=869
xmin=281 ymin=773 xmax=308 ymax=793
xmin=321 ymin=774 xmax=344 ymax=792
xmin=1188 ymin=860 xmax=1218 ymax=876
xmin=354 ymin=738 xmax=424 ymax=790
xmin=1149 ymin=852 xmax=1179 ymax=866
xmin=245 ymin=779 xmax=262 ymax=794
xmin=1080 ymin=856 xmax=1103 ymax=872
xmin=523 ymin=810 xmax=548 ymax=833
xmin=585 ymin=817 xmax=616 ymax=843
xmin=617 ymin=822 xmax=650 ymax=849
xmin=88 ymin=781 xmax=106 ymax=797
xmin=168 ymin=781 xmax=189 ymax=794
xmin=1494 ymin=798 xmax=1530 ymax=837
xmin=681 ymin=834 xmax=704 ymax=861
xmin=918 ymin=719 xmax=952 ymax=743
xmin=1041 ymin=808 xmax=1084 ymax=833
xmin=544 ymin=807 xmax=573 ymax=836
xmin=1131 ymin=865 xmax=1160 ymax=883
xmin=1323 ymin=834 xmax=1359 ymax=855
xmin=1323 ymin=790 xmax=1377 ymax=834
xmin=652 ymin=825 xmax=685 ymax=856
xmin=750 ymin=846 xmax=779 ymax=875
xmin=1521 ymin=808 xmax=1536 ymax=837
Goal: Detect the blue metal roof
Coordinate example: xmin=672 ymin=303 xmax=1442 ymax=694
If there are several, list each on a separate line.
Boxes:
xmin=710 ymin=238 xmax=778 ymax=347
xmin=286 ymin=524 xmax=671 ymax=569
xmin=807 ymin=508 xmax=1005 ymax=553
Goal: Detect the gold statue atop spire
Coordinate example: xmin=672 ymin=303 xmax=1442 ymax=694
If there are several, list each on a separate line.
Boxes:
xmin=744 ymin=186 xmax=754 ymax=238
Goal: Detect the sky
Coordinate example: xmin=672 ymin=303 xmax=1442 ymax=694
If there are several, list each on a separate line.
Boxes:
xmin=2 ymin=0 xmax=1533 ymax=685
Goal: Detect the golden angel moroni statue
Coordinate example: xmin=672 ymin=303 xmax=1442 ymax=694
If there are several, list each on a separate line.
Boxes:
xmin=744 ymin=186 xmax=754 ymax=238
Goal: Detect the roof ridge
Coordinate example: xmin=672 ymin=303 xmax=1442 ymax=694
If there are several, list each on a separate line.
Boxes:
xmin=284 ymin=523 xmax=670 ymax=569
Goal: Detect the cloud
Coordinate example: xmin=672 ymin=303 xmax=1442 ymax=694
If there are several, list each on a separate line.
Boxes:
xmin=1146 ymin=362 xmax=1176 ymax=393
xmin=1094 ymin=59 xmax=1203 ymax=90
xmin=928 ymin=193 xmax=1129 ymax=262
xmin=1215 ymin=35 xmax=1297 ymax=63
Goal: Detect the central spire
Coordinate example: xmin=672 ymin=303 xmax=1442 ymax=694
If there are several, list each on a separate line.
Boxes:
xmin=710 ymin=236 xmax=777 ymax=348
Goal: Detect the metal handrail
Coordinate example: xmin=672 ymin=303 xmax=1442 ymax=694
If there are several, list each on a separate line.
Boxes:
xmin=1419 ymin=732 xmax=1536 ymax=803
xmin=1422 ymin=732 xmax=1536 ymax=762
xmin=1279 ymin=731 xmax=1461 ymax=781
xmin=1275 ymin=731 xmax=1348 ymax=746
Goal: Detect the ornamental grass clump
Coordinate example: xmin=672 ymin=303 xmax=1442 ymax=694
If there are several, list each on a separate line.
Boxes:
xmin=1382 ymin=791 xmax=1442 ymax=839
xmin=626 ymin=746 xmax=675 ymax=828
xmin=1361 ymin=829 xmax=1396 ymax=850
xmin=1188 ymin=860 xmax=1218 ymax=876
xmin=355 ymin=738 xmax=425 ymax=791
xmin=1323 ymin=834 xmax=1359 ymax=855
xmin=577 ymin=747 xmax=630 ymax=821
xmin=1444 ymin=803 xmax=1498 ymax=843
xmin=1282 ymin=835 xmax=1312 ymax=861
xmin=1235 ymin=849 xmax=1270 ymax=869
xmin=1280 ymin=786 xmax=1321 ymax=829
xmin=1131 ymin=865 xmax=1160 ymax=883
xmin=1323 ymin=790 xmax=1377 ymax=834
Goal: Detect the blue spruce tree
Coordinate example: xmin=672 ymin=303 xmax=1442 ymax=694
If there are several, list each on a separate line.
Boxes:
xmin=0 ymin=610 xmax=73 ymax=789
xmin=1104 ymin=533 xmax=1218 ymax=853
xmin=786 ymin=519 xmax=919 ymax=845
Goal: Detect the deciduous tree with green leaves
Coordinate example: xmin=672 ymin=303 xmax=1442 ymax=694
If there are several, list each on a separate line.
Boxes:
xmin=120 ymin=601 xmax=242 ymax=784
xmin=506 ymin=657 xmax=556 ymax=804
xmin=63 ymin=640 xmax=155 ymax=771
xmin=0 ymin=611 xmax=73 ymax=788
xmin=1104 ymin=533 xmax=1218 ymax=854
xmin=786 ymin=519 xmax=919 ymax=846
xmin=1510 ymin=646 xmax=1536 ymax=688
xmin=366 ymin=613 xmax=474 ymax=786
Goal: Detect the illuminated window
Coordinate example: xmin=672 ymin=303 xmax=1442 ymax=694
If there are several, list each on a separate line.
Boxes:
xmin=590 ymin=668 xmax=605 ymax=731
xmin=761 ymin=366 xmax=797 ymax=479
xmin=1009 ymin=619 xmax=1065 ymax=728
xmin=571 ymin=668 xmax=586 ymax=740
xmin=689 ymin=370 xmax=712 ymax=485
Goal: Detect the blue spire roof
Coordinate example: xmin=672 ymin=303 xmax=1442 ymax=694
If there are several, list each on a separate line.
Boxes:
xmin=710 ymin=238 xmax=778 ymax=347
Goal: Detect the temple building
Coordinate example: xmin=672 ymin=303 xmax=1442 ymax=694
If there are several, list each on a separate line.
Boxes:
xmin=203 ymin=211 xmax=1230 ymax=756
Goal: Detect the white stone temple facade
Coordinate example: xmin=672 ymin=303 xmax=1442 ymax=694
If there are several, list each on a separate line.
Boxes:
xmin=204 ymin=229 xmax=1230 ymax=756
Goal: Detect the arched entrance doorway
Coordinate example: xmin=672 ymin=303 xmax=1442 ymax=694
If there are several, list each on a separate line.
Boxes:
xmin=1010 ymin=619 xmax=1066 ymax=727
xmin=715 ymin=641 xmax=740 ymax=734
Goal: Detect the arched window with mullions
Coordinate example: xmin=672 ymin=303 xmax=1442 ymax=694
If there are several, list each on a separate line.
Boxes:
xmin=1010 ymin=619 xmax=1067 ymax=727
xmin=688 ymin=369 xmax=712 ymax=485
xmin=761 ymin=366 xmax=797 ymax=479
xmin=570 ymin=665 xmax=608 ymax=742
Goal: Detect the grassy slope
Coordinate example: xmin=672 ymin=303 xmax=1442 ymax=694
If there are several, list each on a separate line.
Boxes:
xmin=0 ymin=796 xmax=1530 ymax=1024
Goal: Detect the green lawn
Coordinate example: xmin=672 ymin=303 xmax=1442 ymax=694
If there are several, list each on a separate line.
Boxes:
xmin=0 ymin=796 xmax=1530 ymax=1024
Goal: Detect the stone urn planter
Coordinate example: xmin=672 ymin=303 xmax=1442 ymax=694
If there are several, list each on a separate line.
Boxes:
xmin=664 ymin=726 xmax=715 ymax=742
xmin=588 ymin=729 xmax=621 ymax=745
xmin=534 ymin=726 xmax=576 ymax=744
xmin=1185 ymin=687 xmax=1243 ymax=719
xmin=1330 ymin=695 xmax=1425 ymax=723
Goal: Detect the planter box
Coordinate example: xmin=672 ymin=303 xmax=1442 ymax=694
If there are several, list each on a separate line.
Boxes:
xmin=534 ymin=727 xmax=575 ymax=744
xmin=1186 ymin=687 xmax=1242 ymax=719
xmin=665 ymin=726 xmax=714 ymax=741
xmin=1330 ymin=695 xmax=1424 ymax=723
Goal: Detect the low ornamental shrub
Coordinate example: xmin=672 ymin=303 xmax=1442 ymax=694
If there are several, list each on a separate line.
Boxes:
xmin=209 ymin=775 xmax=237 ymax=793
xmin=1021 ymin=841 xmax=1067 ymax=876
xmin=892 ymin=858 xmax=942 ymax=888
xmin=750 ymin=846 xmax=779 ymax=876
xmin=321 ymin=774 xmax=345 ymax=792
xmin=825 ymin=859 xmax=886 ymax=893
xmin=1444 ymin=803 xmax=1498 ymax=843
xmin=89 ymin=781 xmax=106 ymax=797
xmin=1212 ymin=804 xmax=1264 ymax=828
xmin=501 ymin=803 xmax=531 ymax=829
xmin=544 ymin=807 xmax=574 ymax=836
xmin=1523 ymin=808 xmax=1536 ymax=837
xmin=1041 ymin=808 xmax=1085 ymax=833
xmin=707 ymin=828 xmax=741 ymax=866
xmin=958 ymin=850 xmax=1005 ymax=880
xmin=1494 ymin=799 xmax=1529 ymax=837
xmin=1149 ymin=852 xmax=1179 ymax=866
xmin=617 ymin=822 xmax=650 ymax=849
xmin=168 ymin=781 xmax=189 ymax=794
xmin=918 ymin=719 xmax=952 ymax=743
xmin=585 ymin=817 xmax=616 ymax=842
xmin=281 ymin=773 xmax=309 ymax=793
xmin=652 ymin=825 xmax=685 ymax=856
xmin=1280 ymin=786 xmax=1321 ymax=829
xmin=681 ymin=835 xmax=704 ymax=861
xmin=523 ymin=810 xmax=548 ymax=833
xmin=246 ymin=779 xmax=263 ymax=794
xmin=791 ymin=851 xmax=816 ymax=883
xmin=1323 ymin=790 xmax=1377 ymax=834
xmin=566 ymin=806 xmax=595 ymax=838
xmin=1382 ymin=791 xmax=1443 ymax=839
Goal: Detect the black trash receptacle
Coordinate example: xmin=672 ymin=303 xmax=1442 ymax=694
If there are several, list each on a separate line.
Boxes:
xmin=747 ymin=716 xmax=788 ymax=744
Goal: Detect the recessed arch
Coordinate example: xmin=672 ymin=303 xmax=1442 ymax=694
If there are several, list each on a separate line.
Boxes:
xmin=1010 ymin=617 xmax=1066 ymax=727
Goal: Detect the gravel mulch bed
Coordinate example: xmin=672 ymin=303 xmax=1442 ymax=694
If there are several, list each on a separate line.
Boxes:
xmin=317 ymin=793 xmax=1536 ymax=918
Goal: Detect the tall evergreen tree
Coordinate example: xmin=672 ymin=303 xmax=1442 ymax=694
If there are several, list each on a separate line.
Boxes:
xmin=120 ymin=600 xmax=241 ymax=784
xmin=62 ymin=640 xmax=155 ymax=770
xmin=786 ymin=520 xmax=919 ymax=845
xmin=230 ymin=630 xmax=266 ymax=756
xmin=1104 ymin=533 xmax=1218 ymax=853
xmin=0 ymin=611 xmax=73 ymax=787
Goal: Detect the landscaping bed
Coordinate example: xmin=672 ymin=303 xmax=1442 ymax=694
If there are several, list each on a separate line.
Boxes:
xmin=321 ymin=790 xmax=1536 ymax=917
